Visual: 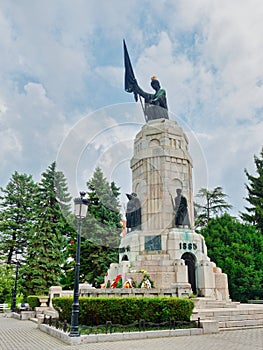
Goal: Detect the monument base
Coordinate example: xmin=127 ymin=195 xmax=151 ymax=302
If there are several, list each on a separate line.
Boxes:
xmin=105 ymin=228 xmax=229 ymax=300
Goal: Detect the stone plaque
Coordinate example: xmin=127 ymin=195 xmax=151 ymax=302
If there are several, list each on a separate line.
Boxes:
xmin=145 ymin=235 xmax=161 ymax=251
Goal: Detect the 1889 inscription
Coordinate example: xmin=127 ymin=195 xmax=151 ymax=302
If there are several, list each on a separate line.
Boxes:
xmin=179 ymin=242 xmax=197 ymax=251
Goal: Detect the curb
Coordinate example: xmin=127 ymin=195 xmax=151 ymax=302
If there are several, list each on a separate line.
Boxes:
xmin=39 ymin=324 xmax=204 ymax=345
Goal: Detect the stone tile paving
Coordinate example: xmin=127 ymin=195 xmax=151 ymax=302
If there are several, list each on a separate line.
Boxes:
xmin=0 ymin=315 xmax=262 ymax=350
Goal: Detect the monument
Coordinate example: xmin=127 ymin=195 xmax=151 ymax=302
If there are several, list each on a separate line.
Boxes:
xmin=105 ymin=42 xmax=229 ymax=300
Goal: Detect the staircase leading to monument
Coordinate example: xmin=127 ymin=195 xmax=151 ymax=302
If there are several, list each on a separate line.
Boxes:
xmin=191 ymin=298 xmax=263 ymax=330
xmin=130 ymin=251 xmax=178 ymax=289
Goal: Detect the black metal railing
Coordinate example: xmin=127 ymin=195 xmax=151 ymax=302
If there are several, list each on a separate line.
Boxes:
xmin=43 ymin=316 xmax=200 ymax=335
xmin=43 ymin=315 xmax=70 ymax=333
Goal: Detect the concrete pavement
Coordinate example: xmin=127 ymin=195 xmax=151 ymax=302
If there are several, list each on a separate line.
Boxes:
xmin=0 ymin=314 xmax=262 ymax=350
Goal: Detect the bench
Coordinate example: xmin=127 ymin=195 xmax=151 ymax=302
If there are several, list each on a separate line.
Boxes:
xmin=18 ymin=303 xmax=31 ymax=312
xmin=0 ymin=303 xmax=9 ymax=312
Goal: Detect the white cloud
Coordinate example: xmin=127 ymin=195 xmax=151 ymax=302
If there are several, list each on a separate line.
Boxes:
xmin=0 ymin=81 xmax=68 ymax=180
xmin=0 ymin=98 xmax=8 ymax=115
xmin=56 ymin=103 xmax=143 ymax=197
xmin=95 ymin=66 xmax=123 ymax=89
xmin=194 ymin=120 xmax=263 ymax=214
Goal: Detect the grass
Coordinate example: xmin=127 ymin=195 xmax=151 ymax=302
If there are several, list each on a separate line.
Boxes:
xmin=79 ymin=320 xmax=198 ymax=335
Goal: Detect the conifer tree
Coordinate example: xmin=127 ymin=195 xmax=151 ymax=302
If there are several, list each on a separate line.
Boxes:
xmin=241 ymin=147 xmax=263 ymax=234
xmin=83 ymin=168 xmax=122 ymax=286
xmin=0 ymin=172 xmax=37 ymax=264
xmin=194 ymin=186 xmax=232 ymax=228
xmin=85 ymin=168 xmax=122 ymax=247
xmin=62 ymin=168 xmax=122 ymax=288
xmin=19 ymin=162 xmax=73 ymax=296
xmin=201 ymin=214 xmax=263 ymax=302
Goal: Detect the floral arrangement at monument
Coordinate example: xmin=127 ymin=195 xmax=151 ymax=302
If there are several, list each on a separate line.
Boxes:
xmin=110 ymin=274 xmax=122 ymax=288
xmin=123 ymin=279 xmax=135 ymax=288
xmin=129 ymin=269 xmax=155 ymax=288
xmin=104 ymin=270 xmax=154 ymax=289
xmin=138 ymin=273 xmax=154 ymax=289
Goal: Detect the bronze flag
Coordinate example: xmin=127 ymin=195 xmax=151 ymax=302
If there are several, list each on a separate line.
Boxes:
xmin=123 ymin=39 xmax=138 ymax=102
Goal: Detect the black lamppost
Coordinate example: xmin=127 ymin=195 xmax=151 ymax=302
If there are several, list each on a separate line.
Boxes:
xmin=11 ymin=251 xmax=22 ymax=312
xmin=69 ymin=192 xmax=89 ymax=337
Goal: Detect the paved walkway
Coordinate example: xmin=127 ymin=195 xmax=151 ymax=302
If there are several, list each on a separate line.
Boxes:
xmin=0 ymin=314 xmax=262 ymax=350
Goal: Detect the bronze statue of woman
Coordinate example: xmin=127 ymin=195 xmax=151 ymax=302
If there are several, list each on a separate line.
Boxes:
xmin=133 ymin=76 xmax=169 ymax=121
xmin=174 ymin=189 xmax=190 ymax=228
xmin=125 ymin=193 xmax=141 ymax=232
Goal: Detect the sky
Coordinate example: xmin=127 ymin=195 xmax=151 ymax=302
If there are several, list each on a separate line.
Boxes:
xmin=0 ymin=0 xmax=262 ymax=217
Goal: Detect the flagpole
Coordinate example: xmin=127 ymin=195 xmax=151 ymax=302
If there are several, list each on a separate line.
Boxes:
xmin=138 ymin=95 xmax=147 ymax=122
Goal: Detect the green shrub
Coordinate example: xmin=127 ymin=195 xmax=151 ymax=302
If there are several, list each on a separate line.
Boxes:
xmin=27 ymin=295 xmax=40 ymax=309
xmin=0 ymin=264 xmax=14 ymax=303
xmin=52 ymin=296 xmax=194 ymax=326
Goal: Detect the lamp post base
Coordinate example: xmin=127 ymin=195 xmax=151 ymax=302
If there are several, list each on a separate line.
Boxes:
xmin=69 ymin=328 xmax=80 ymax=337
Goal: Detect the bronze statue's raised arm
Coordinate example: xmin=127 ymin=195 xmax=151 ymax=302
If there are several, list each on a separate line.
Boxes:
xmin=133 ymin=82 xmax=155 ymax=103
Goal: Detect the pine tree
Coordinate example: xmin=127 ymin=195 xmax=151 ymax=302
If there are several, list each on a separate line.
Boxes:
xmin=19 ymin=162 xmax=73 ymax=296
xmin=194 ymin=186 xmax=232 ymax=228
xmin=0 ymin=172 xmax=37 ymax=264
xmin=62 ymin=168 xmax=122 ymax=288
xmin=85 ymin=167 xmax=122 ymax=248
xmin=241 ymin=147 xmax=263 ymax=234
xmin=54 ymin=169 xmax=72 ymax=215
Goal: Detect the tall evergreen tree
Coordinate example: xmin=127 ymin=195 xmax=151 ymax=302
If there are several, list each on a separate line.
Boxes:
xmin=62 ymin=168 xmax=122 ymax=288
xmin=194 ymin=186 xmax=232 ymax=228
xmin=84 ymin=168 xmax=122 ymax=286
xmin=200 ymin=214 xmax=263 ymax=302
xmin=85 ymin=168 xmax=122 ymax=247
xmin=241 ymin=147 xmax=263 ymax=234
xmin=19 ymin=162 xmax=73 ymax=296
xmin=0 ymin=172 xmax=37 ymax=264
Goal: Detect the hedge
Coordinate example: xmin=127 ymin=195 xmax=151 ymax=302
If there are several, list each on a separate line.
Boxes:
xmin=52 ymin=296 xmax=194 ymax=326
xmin=27 ymin=295 xmax=40 ymax=309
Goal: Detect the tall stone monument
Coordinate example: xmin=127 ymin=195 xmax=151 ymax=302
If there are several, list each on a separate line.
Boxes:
xmin=107 ymin=47 xmax=229 ymax=299
xmin=106 ymin=115 xmax=229 ymax=300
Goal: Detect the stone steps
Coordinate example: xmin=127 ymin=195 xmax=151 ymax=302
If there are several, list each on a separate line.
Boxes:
xmin=192 ymin=298 xmax=240 ymax=309
xmin=132 ymin=262 xmax=176 ymax=273
xmin=134 ymin=254 xmax=176 ymax=273
xmin=137 ymin=253 xmax=171 ymax=261
xmin=191 ymin=303 xmax=263 ymax=330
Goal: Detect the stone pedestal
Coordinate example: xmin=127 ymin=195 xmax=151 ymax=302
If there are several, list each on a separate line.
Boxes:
xmin=108 ymin=227 xmax=229 ymax=299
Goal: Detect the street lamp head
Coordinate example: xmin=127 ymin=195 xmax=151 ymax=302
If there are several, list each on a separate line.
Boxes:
xmin=74 ymin=192 xmax=89 ymax=219
xmin=15 ymin=251 xmax=22 ymax=261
